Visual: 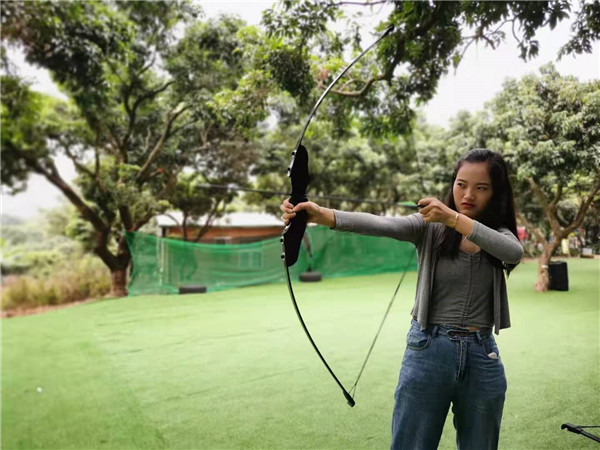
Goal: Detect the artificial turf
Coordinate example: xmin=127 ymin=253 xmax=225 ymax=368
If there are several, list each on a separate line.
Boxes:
xmin=1 ymin=258 xmax=598 ymax=449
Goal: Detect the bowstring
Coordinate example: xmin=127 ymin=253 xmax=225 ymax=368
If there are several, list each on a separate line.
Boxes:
xmin=349 ymin=248 xmax=417 ymax=398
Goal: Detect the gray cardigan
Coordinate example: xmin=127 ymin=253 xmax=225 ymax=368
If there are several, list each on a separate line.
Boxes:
xmin=332 ymin=211 xmax=524 ymax=334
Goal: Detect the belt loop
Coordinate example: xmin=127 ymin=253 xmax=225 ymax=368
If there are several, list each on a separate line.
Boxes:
xmin=432 ymin=325 xmax=439 ymax=338
xmin=475 ymin=330 xmax=482 ymax=344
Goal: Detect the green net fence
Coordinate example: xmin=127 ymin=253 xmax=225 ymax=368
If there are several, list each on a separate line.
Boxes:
xmin=125 ymin=225 xmax=417 ymax=296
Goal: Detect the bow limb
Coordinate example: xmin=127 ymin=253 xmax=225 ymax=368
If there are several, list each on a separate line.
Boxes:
xmin=294 ymin=24 xmax=395 ymax=151
xmin=284 ymin=265 xmax=356 ymax=407
xmin=281 ymin=25 xmax=395 ymax=408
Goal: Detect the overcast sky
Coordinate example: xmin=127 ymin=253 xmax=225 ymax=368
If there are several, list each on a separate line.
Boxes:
xmin=3 ymin=1 xmax=599 ymax=219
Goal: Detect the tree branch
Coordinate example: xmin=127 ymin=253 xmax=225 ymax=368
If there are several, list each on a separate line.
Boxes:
xmin=549 ymin=183 xmax=563 ymax=214
xmin=136 ymin=105 xmax=188 ymax=184
xmin=516 ymin=211 xmax=547 ymax=245
xmin=162 ymin=212 xmax=182 ymax=227
xmin=94 ymin=134 xmax=101 ymax=179
xmin=328 ymin=1 xmax=388 ymax=5
xmin=107 ymin=124 xmax=127 ymax=162
xmin=119 ymin=205 xmax=133 ymax=231
xmin=156 ymin=168 xmax=182 ymax=199
xmin=386 ymin=2 xmax=444 ymax=80
xmin=192 ymin=198 xmax=224 ymax=242
xmin=527 ymin=177 xmax=563 ymax=236
xmin=454 ymin=20 xmax=512 ymax=72
xmin=170 ymin=118 xmax=198 ymax=138
xmin=328 ymin=74 xmax=387 ymax=97
xmin=123 ymin=80 xmax=176 ymax=150
xmin=93 ymin=227 xmax=120 ymax=269
xmin=62 ymin=141 xmax=96 ymax=180
xmin=561 ymin=178 xmax=600 ymax=237
xmin=23 ymin=154 xmax=108 ymax=233
xmin=132 ymin=211 xmax=156 ymax=231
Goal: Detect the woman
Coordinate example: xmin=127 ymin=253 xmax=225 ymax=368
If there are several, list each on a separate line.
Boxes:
xmin=280 ymin=149 xmax=523 ymax=450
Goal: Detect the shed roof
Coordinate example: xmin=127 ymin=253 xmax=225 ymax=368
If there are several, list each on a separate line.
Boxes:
xmin=156 ymin=211 xmax=283 ymax=228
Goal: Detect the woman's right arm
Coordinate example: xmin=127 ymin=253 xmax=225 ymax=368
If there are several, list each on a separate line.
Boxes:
xmin=280 ymin=199 xmax=424 ymax=245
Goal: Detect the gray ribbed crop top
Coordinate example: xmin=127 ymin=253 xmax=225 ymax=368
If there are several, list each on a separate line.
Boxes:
xmin=427 ymin=250 xmax=494 ymax=328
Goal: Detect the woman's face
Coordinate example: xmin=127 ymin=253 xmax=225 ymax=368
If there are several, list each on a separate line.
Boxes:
xmin=453 ymin=161 xmax=494 ymax=219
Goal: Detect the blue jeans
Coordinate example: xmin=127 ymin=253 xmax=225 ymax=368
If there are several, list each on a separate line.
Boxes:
xmin=391 ymin=320 xmax=507 ymax=450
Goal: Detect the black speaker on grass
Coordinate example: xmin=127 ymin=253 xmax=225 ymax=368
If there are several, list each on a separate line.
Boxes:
xmin=548 ymin=261 xmax=569 ymax=291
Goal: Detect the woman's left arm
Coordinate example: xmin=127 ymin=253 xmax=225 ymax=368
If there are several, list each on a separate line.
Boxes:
xmin=464 ymin=220 xmax=524 ymax=264
xmin=419 ymin=197 xmax=524 ymax=264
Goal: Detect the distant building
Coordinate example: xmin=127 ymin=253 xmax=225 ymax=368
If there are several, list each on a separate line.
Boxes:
xmin=156 ymin=212 xmax=284 ymax=244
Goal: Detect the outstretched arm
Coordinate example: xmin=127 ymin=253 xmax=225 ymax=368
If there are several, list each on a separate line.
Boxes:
xmin=281 ymin=199 xmax=425 ymax=244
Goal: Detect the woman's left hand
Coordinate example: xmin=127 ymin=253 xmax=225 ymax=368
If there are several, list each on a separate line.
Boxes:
xmin=418 ymin=197 xmax=455 ymax=226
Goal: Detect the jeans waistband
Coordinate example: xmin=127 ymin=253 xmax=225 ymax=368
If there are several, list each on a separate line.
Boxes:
xmin=435 ymin=324 xmax=492 ymax=341
xmin=413 ymin=320 xmax=492 ymax=341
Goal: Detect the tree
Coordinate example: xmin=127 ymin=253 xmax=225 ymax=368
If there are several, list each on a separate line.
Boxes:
xmin=1 ymin=2 xmax=262 ymax=295
xmin=484 ymin=64 xmax=599 ymax=291
xmin=260 ymin=1 xmax=600 ymax=136
xmin=169 ymin=174 xmax=235 ymax=242
xmin=242 ymin=1 xmax=599 ymax=218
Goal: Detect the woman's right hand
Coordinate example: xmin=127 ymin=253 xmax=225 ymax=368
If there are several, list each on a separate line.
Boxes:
xmin=280 ymin=199 xmax=335 ymax=228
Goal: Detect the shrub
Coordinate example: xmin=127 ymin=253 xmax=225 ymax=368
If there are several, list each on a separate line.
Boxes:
xmin=1 ymin=236 xmax=83 ymax=276
xmin=1 ymin=254 xmax=112 ymax=311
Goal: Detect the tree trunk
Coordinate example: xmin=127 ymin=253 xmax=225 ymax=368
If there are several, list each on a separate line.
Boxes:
xmin=182 ymin=213 xmax=189 ymax=242
xmin=193 ymin=198 xmax=223 ymax=242
xmin=535 ymin=239 xmax=561 ymax=292
xmin=103 ymin=236 xmax=132 ymax=298
xmin=110 ymin=267 xmax=129 ymax=297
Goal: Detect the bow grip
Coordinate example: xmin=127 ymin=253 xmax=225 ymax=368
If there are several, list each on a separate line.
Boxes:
xmin=282 ymin=203 xmax=307 ymax=267
xmin=282 ymin=144 xmax=310 ymax=267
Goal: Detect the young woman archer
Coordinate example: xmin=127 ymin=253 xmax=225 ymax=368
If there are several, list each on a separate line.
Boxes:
xmin=280 ymin=148 xmax=524 ymax=450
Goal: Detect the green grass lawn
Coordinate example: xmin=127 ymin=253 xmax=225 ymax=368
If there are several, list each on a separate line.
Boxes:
xmin=2 ymin=258 xmax=599 ymax=449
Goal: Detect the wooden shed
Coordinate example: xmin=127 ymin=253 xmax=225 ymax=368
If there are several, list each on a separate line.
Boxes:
xmin=156 ymin=212 xmax=284 ymax=244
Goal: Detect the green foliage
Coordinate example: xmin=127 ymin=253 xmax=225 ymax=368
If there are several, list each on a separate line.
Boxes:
xmin=262 ymin=0 xmax=341 ymax=43
xmin=1 ymin=0 xmax=131 ymax=114
xmin=64 ymin=215 xmax=98 ymax=253
xmin=3 ymin=0 xmax=598 ymax=296
xmin=433 ymin=64 xmax=600 ymax=266
xmin=166 ymin=15 xmax=246 ymax=101
xmin=1 ymin=204 xmax=112 ymax=310
xmin=558 ymin=0 xmax=600 ymax=56
xmin=2 ymin=3 xmax=265 ymax=293
xmin=169 ymin=172 xmax=235 ymax=239
xmin=1 ymin=254 xmax=111 ymax=310
xmin=1 ymin=218 xmax=43 ymax=247
xmin=250 ymin=115 xmax=429 ymax=215
xmin=0 ymin=77 xmax=63 ymax=193
xmin=488 ymin=64 xmax=599 ymax=194
xmin=1 ymin=208 xmax=88 ymax=275
xmin=209 ymin=69 xmax=271 ymax=131
xmin=258 ymin=0 xmax=598 ymax=137
xmin=2 ymin=248 xmax=65 ymax=276
xmin=266 ymin=43 xmax=314 ymax=101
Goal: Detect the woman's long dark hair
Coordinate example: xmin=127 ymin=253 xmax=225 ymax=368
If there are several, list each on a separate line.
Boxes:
xmin=439 ymin=149 xmax=518 ymax=275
